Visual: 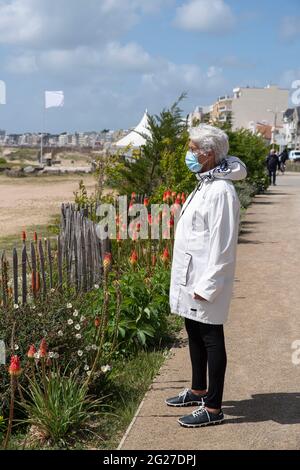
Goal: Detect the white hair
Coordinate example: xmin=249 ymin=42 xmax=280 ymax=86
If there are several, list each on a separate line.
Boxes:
xmin=189 ymin=124 xmax=229 ymax=163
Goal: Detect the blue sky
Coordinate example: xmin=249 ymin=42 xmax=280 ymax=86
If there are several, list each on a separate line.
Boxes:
xmin=0 ymin=0 xmax=300 ymax=133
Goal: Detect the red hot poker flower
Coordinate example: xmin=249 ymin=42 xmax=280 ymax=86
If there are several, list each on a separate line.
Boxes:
xmin=94 ymin=317 xmax=101 ymax=328
xmin=39 ymin=338 xmax=48 ymax=358
xmin=161 ymin=247 xmax=170 ymax=263
xmin=129 ymin=250 xmax=138 ymax=266
xmin=8 ymin=356 xmax=22 ymax=376
xmin=27 ymin=345 xmax=36 ymax=359
xmin=103 ymin=252 xmax=112 ymax=271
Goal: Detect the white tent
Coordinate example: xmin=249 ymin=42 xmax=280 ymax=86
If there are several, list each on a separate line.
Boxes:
xmin=115 ymin=110 xmax=151 ymax=148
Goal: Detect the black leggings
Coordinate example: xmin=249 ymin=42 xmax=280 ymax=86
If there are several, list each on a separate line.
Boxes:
xmin=185 ymin=318 xmax=227 ymax=409
xmin=268 ymin=169 xmax=277 ymax=185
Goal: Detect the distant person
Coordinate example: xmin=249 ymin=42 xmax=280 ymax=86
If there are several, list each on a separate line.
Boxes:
xmin=266 ymin=149 xmax=280 ymax=186
xmin=279 ymin=148 xmax=289 ymax=174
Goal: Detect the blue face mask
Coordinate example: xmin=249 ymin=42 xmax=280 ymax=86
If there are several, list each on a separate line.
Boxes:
xmin=185 ymin=151 xmax=203 ymax=173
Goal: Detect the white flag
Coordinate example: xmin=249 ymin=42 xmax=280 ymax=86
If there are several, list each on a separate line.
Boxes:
xmin=45 ymin=90 xmax=64 ymax=109
xmin=0 ymin=80 xmax=6 ymax=105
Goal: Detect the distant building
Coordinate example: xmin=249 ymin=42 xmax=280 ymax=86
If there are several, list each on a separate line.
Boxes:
xmin=283 ymin=107 xmax=300 ymax=149
xmin=231 ymin=85 xmax=289 ymax=130
xmin=211 ymin=96 xmax=232 ymax=124
xmin=58 ymin=133 xmax=68 ymax=147
xmin=209 ymin=85 xmax=289 ymax=131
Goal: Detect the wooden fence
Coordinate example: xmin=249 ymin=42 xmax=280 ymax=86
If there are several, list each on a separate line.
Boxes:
xmin=0 ymin=203 xmax=111 ymax=307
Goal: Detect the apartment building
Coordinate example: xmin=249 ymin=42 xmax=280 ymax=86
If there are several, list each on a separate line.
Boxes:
xmin=210 ymin=85 xmax=289 ymax=131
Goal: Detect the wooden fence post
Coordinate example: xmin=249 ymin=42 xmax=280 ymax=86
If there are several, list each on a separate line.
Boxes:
xmin=13 ymin=248 xmax=18 ymax=305
xmin=22 ymin=245 xmax=27 ymax=305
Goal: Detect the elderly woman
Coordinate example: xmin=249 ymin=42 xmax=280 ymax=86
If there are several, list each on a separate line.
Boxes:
xmin=166 ymin=124 xmax=247 ymax=428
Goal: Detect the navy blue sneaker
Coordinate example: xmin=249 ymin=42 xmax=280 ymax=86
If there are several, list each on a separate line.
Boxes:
xmin=165 ymin=388 xmax=207 ymax=407
xmin=178 ymin=406 xmax=224 ymax=428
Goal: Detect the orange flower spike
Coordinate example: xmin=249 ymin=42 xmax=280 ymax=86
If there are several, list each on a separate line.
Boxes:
xmin=166 ymin=190 xmax=171 ymax=202
xmin=8 ymin=356 xmax=22 ymax=376
xmin=161 ymin=247 xmax=170 ymax=263
xmin=22 ymin=231 xmax=26 ymax=242
xmin=129 ymin=249 xmax=138 ymax=266
xmin=143 ymin=197 xmax=149 ymax=207
xmin=34 ymin=232 xmax=38 ymax=242
xmin=103 ymin=252 xmax=112 ymax=271
xmin=94 ymin=317 xmax=101 ymax=328
xmin=39 ymin=338 xmax=48 ymax=358
xmin=27 ymin=345 xmax=36 ymax=359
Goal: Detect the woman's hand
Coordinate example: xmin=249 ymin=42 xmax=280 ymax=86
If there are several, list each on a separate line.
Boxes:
xmin=194 ymin=293 xmax=207 ymax=301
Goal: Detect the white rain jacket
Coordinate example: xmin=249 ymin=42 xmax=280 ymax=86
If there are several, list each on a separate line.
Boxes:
xmin=170 ymin=156 xmax=247 ymax=325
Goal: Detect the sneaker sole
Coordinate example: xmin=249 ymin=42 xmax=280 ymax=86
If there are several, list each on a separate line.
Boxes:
xmin=177 ymin=417 xmax=224 ymax=428
xmin=165 ymin=400 xmax=205 ymax=408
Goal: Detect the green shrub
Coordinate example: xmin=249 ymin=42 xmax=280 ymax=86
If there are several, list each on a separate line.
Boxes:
xmin=19 ymin=365 xmax=104 ymax=446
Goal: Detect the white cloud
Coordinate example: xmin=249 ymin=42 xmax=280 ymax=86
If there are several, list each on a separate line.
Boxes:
xmin=207 ymin=65 xmax=223 ymax=78
xmin=174 ymin=0 xmax=235 ymax=33
xmin=0 ymin=0 xmax=170 ymax=48
xmin=280 ymin=16 xmax=300 ymax=42
xmin=36 ymin=42 xmax=158 ymax=75
xmin=5 ymin=53 xmax=38 ymax=74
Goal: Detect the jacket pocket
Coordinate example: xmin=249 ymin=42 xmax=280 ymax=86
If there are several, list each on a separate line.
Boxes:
xmin=179 ymin=253 xmax=192 ymax=287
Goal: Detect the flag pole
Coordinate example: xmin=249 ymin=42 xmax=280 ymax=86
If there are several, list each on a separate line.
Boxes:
xmin=41 ymin=98 xmax=45 ymax=165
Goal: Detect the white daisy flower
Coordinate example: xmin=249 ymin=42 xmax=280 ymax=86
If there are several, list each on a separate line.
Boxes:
xmin=94 ymin=284 xmax=100 ymax=290
xmin=84 ymin=364 xmax=90 ymax=371
xmin=77 ymin=350 xmax=83 ymax=357
xmin=75 ymin=324 xmax=81 ymax=331
xmin=50 ymin=288 xmax=55 ymax=293
xmin=67 ymin=303 xmax=73 ymax=309
xmin=73 ymin=310 xmax=79 ymax=317
xmin=75 ymin=333 xmax=81 ymax=339
xmin=48 ymin=352 xmax=54 ymax=358
xmin=67 ymin=319 xmax=74 ymax=325
xmin=91 ymin=344 xmax=97 ymax=350
xmin=80 ymin=315 xmax=86 ymax=322
xmin=85 ymin=345 xmax=91 ymax=352
xmin=101 ymin=365 xmax=112 ymax=373
xmin=14 ymin=304 xmax=19 ymax=310
xmin=34 ymin=352 xmax=40 ymax=359
xmin=38 ymin=313 xmax=42 ymax=317
xmin=86 ymin=371 xmax=91 ymax=376
xmin=14 ymin=344 xmax=19 ymax=351
xmin=58 ymin=330 xmax=63 ymax=337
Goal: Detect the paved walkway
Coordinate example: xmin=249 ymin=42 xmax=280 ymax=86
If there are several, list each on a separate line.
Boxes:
xmin=119 ymin=172 xmax=300 ymax=450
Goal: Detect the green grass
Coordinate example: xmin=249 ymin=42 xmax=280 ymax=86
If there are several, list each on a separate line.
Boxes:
xmin=89 ymin=350 xmax=168 ymax=450
xmin=0 ymin=215 xmax=60 ymax=260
